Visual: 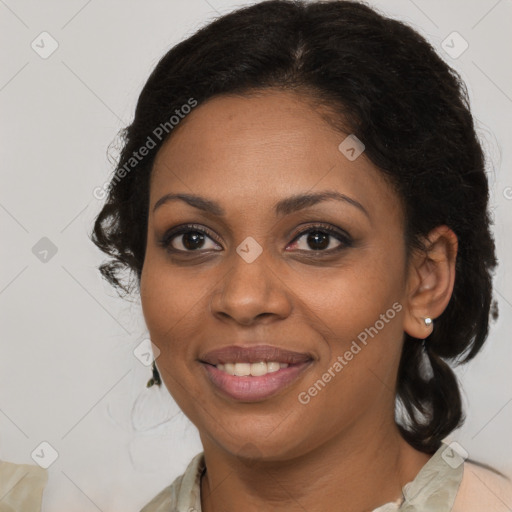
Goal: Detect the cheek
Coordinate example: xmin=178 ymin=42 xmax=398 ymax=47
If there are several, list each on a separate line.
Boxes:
xmin=140 ymin=250 xmax=204 ymax=340
xmin=291 ymin=246 xmax=405 ymax=407
xmin=139 ymin=254 xmax=208 ymax=406
xmin=289 ymin=245 xmax=404 ymax=346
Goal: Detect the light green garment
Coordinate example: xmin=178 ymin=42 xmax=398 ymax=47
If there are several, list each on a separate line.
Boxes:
xmin=0 ymin=460 xmax=48 ymax=512
xmin=140 ymin=441 xmax=472 ymax=512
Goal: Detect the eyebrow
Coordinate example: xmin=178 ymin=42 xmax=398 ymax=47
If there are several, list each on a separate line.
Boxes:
xmin=153 ymin=190 xmax=370 ymax=219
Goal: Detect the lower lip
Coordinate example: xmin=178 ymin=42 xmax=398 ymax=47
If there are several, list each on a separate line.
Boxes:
xmin=201 ymin=362 xmax=312 ymax=402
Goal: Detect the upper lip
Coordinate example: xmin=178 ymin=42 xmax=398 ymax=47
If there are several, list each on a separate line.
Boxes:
xmin=200 ymin=345 xmax=313 ymax=365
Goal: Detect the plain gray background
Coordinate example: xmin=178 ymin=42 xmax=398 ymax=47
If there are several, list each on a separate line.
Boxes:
xmin=0 ymin=0 xmax=511 ymax=510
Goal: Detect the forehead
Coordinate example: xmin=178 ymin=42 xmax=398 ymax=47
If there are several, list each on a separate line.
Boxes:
xmin=152 ymin=91 xmax=336 ymax=180
xmin=150 ymin=90 xmax=401 ymax=225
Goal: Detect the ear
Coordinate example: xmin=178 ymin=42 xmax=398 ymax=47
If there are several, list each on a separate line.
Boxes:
xmin=403 ymin=225 xmax=458 ymax=340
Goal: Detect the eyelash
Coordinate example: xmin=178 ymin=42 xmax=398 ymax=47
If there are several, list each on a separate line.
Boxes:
xmin=158 ymin=223 xmax=353 ymax=256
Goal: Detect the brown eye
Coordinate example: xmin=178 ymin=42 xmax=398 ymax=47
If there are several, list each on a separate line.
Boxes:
xmin=301 ymin=231 xmax=332 ymax=250
xmin=177 ymin=231 xmax=206 ymax=251
xmin=287 ymin=224 xmax=352 ymax=253
xmin=159 ymin=224 xmax=222 ymax=253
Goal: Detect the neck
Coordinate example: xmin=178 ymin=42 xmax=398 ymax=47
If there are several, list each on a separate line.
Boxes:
xmin=200 ymin=422 xmax=432 ymax=512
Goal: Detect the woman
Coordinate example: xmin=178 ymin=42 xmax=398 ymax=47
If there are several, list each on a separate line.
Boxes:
xmin=91 ymin=1 xmax=512 ymax=510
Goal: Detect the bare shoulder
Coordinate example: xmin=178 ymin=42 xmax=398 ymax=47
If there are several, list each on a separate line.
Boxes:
xmin=452 ymin=460 xmax=512 ymax=512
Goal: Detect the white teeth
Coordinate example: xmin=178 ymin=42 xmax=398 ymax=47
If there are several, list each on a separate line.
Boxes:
xmin=267 ymin=362 xmax=281 ymax=373
xmin=234 ymin=363 xmax=251 ymax=376
xmin=224 ymin=363 xmax=235 ymax=375
xmin=250 ymin=361 xmax=268 ymax=377
xmin=215 ymin=361 xmax=289 ymax=376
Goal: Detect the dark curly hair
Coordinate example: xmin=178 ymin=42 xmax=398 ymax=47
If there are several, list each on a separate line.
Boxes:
xmin=90 ymin=0 xmax=499 ymax=454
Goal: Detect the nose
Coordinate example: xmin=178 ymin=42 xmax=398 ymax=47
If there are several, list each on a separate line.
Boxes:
xmin=209 ymin=248 xmax=292 ymax=326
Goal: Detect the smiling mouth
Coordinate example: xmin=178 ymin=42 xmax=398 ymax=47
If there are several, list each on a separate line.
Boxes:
xmin=200 ymin=358 xmax=313 ymax=401
xmin=213 ymin=361 xmax=290 ymax=377
xmin=198 ymin=344 xmax=314 ymax=401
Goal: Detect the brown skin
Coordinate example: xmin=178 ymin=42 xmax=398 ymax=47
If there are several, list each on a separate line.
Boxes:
xmin=139 ymin=90 xmax=458 ymax=512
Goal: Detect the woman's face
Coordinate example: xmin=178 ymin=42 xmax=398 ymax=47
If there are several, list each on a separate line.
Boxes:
xmin=140 ymin=90 xmax=417 ymax=460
